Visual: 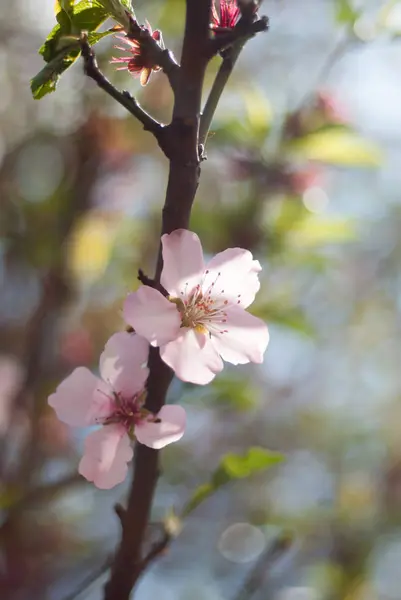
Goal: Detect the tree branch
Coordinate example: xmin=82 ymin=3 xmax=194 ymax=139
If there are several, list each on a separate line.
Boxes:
xmin=232 ymin=533 xmax=294 ymax=600
xmin=103 ymin=3 xmax=212 ymax=599
xmin=200 ymin=13 xmax=269 ymax=146
xmin=199 ymin=41 xmax=243 ymax=146
xmin=79 ymin=33 xmax=164 ymax=137
xmin=208 ymin=16 xmax=269 ymax=57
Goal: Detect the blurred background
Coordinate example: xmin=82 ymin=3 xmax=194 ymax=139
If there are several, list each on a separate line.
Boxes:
xmin=2 ymin=0 xmax=401 ymax=598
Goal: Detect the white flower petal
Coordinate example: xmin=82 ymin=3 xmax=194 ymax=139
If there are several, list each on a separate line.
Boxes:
xmin=99 ymin=331 xmax=149 ymax=396
xmin=78 ymin=425 xmax=133 ymax=489
xmin=161 ymin=229 xmax=205 ymax=297
xmin=212 ymin=306 xmax=269 ymax=365
xmin=48 ymin=367 xmax=109 ymax=427
xmin=123 ymin=287 xmax=181 ymax=347
xmin=204 ymin=248 xmax=261 ymax=308
xmin=160 ymin=329 xmax=223 ymax=384
xmin=135 ymin=405 xmax=186 ymax=449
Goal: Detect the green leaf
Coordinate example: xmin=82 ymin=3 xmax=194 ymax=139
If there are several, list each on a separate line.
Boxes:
xmin=71 ymin=1 xmax=109 ymax=32
xmin=220 ymin=447 xmax=284 ymax=479
xmin=32 ymin=0 xmax=116 ymax=99
xmin=102 ymin=0 xmax=135 ymax=27
xmin=182 ymin=483 xmax=214 ymax=516
xmin=335 ymin=0 xmax=360 ymax=25
xmin=253 ymin=303 xmax=314 ymax=337
xmin=182 ymin=448 xmax=284 ymax=517
xmin=31 ymin=49 xmax=79 ymax=99
xmin=288 ymin=216 xmax=357 ymax=246
xmin=290 ymin=128 xmax=383 ymax=167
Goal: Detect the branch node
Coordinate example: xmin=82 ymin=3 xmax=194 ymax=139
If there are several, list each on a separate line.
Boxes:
xmin=79 ymin=34 xmax=164 ymax=139
xmin=114 ymin=503 xmax=126 ymax=527
xmin=138 ymin=269 xmax=169 ymax=297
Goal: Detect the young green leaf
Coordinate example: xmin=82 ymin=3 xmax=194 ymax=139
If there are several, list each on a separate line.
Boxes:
xmin=290 ymin=128 xmax=383 ymax=167
xmin=182 ymin=447 xmax=284 ymax=517
xmin=31 ymin=0 xmax=116 ymax=99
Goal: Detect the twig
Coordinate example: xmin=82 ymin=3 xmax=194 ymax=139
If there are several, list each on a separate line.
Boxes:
xmin=199 ymin=41 xmax=243 ymax=146
xmin=208 ymin=16 xmax=269 ymax=57
xmin=79 ymin=33 xmax=164 ymax=137
xmin=138 ymin=269 xmax=168 ymax=297
xmin=232 ymin=533 xmax=294 ymax=600
xmin=61 ymin=556 xmax=114 ymax=600
xmin=139 ymin=531 xmax=171 ymax=571
xmin=294 ymin=34 xmax=352 ymax=113
xmin=200 ymin=10 xmax=269 ymax=146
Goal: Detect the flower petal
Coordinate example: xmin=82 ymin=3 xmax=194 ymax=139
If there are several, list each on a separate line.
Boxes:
xmin=78 ymin=425 xmax=133 ymax=489
xmin=48 ymin=367 xmax=110 ymax=427
xmin=204 ymin=248 xmax=261 ymax=308
xmin=124 ymin=287 xmax=181 ymax=347
xmin=160 ymin=328 xmax=223 ymax=384
xmin=140 ymin=67 xmax=152 ymax=86
xmin=99 ymin=332 xmax=149 ymax=395
xmin=212 ymin=306 xmax=269 ymax=365
xmin=135 ymin=405 xmax=186 ymax=449
xmin=161 ymin=229 xmax=205 ymax=297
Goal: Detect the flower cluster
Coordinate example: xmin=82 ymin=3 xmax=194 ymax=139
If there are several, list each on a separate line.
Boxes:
xmin=48 ymin=230 xmax=269 ymax=488
xmin=110 ymin=21 xmax=164 ymax=86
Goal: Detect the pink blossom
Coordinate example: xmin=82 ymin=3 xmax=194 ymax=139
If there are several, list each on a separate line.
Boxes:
xmin=211 ymin=0 xmax=241 ymax=31
xmin=48 ymin=332 xmax=186 ymax=489
xmin=124 ymin=230 xmax=269 ymax=385
xmin=110 ymin=21 xmax=164 ymax=86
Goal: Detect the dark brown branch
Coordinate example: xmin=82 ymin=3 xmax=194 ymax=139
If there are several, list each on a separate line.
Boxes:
xmin=137 ymin=269 xmax=168 ymax=297
xmin=103 ymin=2 xmax=212 ymax=599
xmin=139 ymin=531 xmax=171 ymax=571
xmin=62 ymin=556 xmax=114 ymax=600
xmin=208 ymin=16 xmax=269 ymax=57
xmin=200 ymin=11 xmax=269 ymax=146
xmin=79 ymin=33 xmax=164 ymax=137
xmin=233 ymin=533 xmax=294 ymax=600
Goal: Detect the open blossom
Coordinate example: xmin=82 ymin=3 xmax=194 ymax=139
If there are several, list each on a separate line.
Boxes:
xmin=48 ymin=332 xmax=186 ymax=489
xmin=211 ymin=0 xmax=241 ymax=30
xmin=110 ymin=22 xmax=164 ymax=86
xmin=124 ymin=230 xmax=269 ymax=385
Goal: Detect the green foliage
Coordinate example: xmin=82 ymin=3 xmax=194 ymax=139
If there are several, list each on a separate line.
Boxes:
xmin=31 ymin=0 xmax=120 ymax=100
xmin=290 ymin=127 xmax=383 ymax=167
xmin=182 ymin=447 xmax=284 ymax=516
xmin=335 ymin=0 xmax=360 ymax=26
xmin=211 ymin=376 xmax=259 ymax=411
xmin=253 ymin=303 xmax=315 ymax=337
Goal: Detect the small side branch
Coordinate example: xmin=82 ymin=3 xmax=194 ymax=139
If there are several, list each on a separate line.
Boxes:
xmin=79 ymin=33 xmax=164 ymax=137
xmin=208 ymin=16 xmax=269 ymax=57
xmin=199 ymin=42 xmax=243 ymax=146
xmin=139 ymin=531 xmax=171 ymax=571
xmin=200 ymin=9 xmax=269 ymax=146
xmin=233 ymin=533 xmax=294 ymax=600
xmin=138 ymin=269 xmax=168 ymax=297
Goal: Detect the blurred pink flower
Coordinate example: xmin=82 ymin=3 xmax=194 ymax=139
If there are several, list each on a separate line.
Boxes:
xmin=290 ymin=165 xmax=325 ymax=195
xmin=211 ymin=0 xmax=241 ymax=30
xmin=59 ymin=328 xmax=93 ymax=366
xmin=0 ymin=356 xmax=24 ymax=434
xmin=124 ymin=229 xmax=269 ymax=385
xmin=110 ymin=22 xmax=164 ymax=86
xmin=316 ymin=90 xmax=348 ymax=124
xmin=48 ymin=332 xmax=186 ymax=489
